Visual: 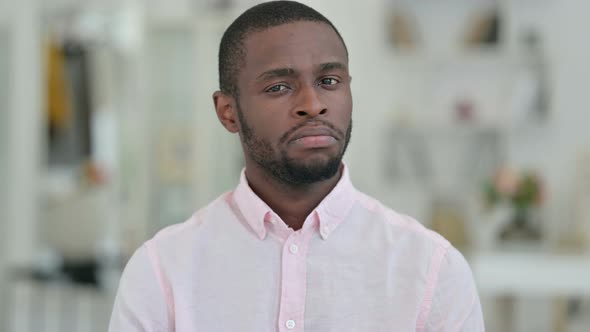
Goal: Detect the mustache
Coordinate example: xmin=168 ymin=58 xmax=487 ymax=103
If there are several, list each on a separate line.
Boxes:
xmin=279 ymin=120 xmax=344 ymax=145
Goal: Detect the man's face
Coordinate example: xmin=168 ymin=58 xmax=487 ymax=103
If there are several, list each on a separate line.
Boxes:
xmin=235 ymin=21 xmax=352 ymax=185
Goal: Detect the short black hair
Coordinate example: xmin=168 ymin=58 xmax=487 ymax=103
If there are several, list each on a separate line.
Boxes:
xmin=218 ymin=0 xmax=348 ymax=99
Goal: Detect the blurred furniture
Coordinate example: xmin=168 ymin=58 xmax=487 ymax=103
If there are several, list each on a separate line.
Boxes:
xmin=43 ymin=186 xmax=109 ymax=261
xmin=471 ymin=251 xmax=590 ymax=332
xmin=2 ymin=277 xmax=115 ymax=332
xmin=472 ymin=252 xmax=590 ymax=297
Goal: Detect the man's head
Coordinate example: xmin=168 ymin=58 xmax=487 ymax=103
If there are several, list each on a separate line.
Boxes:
xmin=213 ymin=1 xmax=353 ymax=186
xmin=218 ymin=1 xmax=348 ymax=99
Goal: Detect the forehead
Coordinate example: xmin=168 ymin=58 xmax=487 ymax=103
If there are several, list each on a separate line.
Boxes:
xmin=240 ymin=21 xmax=348 ymax=78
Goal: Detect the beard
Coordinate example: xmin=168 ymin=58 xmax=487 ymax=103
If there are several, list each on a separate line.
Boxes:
xmin=236 ymin=105 xmax=352 ymax=186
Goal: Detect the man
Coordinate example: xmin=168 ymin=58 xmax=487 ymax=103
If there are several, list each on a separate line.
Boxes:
xmin=109 ymin=1 xmax=484 ymax=331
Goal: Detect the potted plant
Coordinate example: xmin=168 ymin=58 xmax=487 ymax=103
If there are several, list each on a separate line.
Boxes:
xmin=484 ymin=167 xmax=545 ymax=240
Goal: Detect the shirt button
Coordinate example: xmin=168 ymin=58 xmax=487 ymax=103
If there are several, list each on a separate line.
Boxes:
xmin=285 ymin=320 xmax=296 ymax=329
xmin=289 ymin=244 xmax=299 ymax=254
xmin=321 ymin=225 xmax=330 ymax=236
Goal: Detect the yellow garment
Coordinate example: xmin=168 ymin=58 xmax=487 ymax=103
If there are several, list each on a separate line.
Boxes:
xmin=46 ymin=39 xmax=71 ymax=130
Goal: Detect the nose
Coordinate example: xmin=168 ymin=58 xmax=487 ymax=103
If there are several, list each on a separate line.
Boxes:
xmin=293 ymin=84 xmax=327 ymax=118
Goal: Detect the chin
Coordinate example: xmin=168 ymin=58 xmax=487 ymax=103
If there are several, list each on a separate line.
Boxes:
xmin=300 ymin=152 xmax=335 ymax=164
xmin=289 ymin=147 xmax=340 ymax=163
xmin=283 ymin=155 xmax=342 ymax=184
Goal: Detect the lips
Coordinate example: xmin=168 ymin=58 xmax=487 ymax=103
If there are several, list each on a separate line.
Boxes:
xmin=288 ymin=126 xmax=339 ymax=149
xmin=289 ymin=126 xmax=339 ymax=142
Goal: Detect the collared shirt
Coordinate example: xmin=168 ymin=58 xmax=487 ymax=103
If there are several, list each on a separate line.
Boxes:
xmin=109 ymin=165 xmax=484 ymax=331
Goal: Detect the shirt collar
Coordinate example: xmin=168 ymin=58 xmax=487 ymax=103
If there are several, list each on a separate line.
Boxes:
xmin=232 ymin=163 xmax=357 ymax=240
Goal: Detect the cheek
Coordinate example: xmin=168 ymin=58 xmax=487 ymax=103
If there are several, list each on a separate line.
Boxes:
xmin=328 ymin=93 xmax=353 ymax=124
xmin=246 ymin=97 xmax=293 ymax=131
xmin=243 ymin=112 xmax=284 ymax=144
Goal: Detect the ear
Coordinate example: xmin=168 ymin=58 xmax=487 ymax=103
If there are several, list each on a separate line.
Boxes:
xmin=213 ymin=91 xmax=239 ymax=133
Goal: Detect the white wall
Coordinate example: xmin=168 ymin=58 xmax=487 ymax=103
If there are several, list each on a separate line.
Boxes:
xmin=0 ymin=33 xmax=9 ymax=195
xmin=2 ymin=0 xmax=43 ymax=267
xmin=0 ymin=10 xmax=10 ymax=284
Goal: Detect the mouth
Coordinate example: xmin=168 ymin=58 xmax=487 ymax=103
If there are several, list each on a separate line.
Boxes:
xmin=288 ymin=126 xmax=339 ymax=149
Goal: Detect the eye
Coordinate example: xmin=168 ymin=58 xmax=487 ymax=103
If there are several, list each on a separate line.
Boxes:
xmin=319 ymin=77 xmax=340 ymax=86
xmin=265 ymin=84 xmax=290 ymax=93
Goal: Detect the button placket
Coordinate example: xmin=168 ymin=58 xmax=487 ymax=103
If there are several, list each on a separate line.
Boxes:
xmin=277 ymin=232 xmax=310 ymax=331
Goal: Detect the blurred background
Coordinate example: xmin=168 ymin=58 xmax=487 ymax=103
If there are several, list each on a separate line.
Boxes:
xmin=1 ymin=0 xmax=590 ymax=331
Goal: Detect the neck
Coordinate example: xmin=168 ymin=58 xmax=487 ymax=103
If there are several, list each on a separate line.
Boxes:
xmin=244 ymin=163 xmax=342 ymax=230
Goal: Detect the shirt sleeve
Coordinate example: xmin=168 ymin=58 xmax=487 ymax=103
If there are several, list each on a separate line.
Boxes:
xmin=424 ymin=247 xmax=485 ymax=332
xmin=109 ymin=244 xmax=172 ymax=332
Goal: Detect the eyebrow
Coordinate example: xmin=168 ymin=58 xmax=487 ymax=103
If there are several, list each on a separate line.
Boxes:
xmin=256 ymin=67 xmax=296 ymax=81
xmin=255 ymin=62 xmax=348 ymax=82
xmin=318 ymin=62 xmax=348 ymax=73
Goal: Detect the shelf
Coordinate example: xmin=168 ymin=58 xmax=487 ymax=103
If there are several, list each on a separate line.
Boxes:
xmin=388 ymin=49 xmax=536 ymax=73
xmin=390 ymin=123 xmax=504 ymax=137
xmin=471 ymin=251 xmax=590 ymax=296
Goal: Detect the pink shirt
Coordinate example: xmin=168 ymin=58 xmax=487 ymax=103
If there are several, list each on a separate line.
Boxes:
xmin=109 ymin=166 xmax=484 ymax=331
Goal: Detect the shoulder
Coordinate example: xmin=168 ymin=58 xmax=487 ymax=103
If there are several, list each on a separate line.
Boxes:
xmin=142 ymin=191 xmax=234 ymax=259
xmin=348 ymin=189 xmax=458 ymax=282
xmin=354 ymin=190 xmax=451 ymax=250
